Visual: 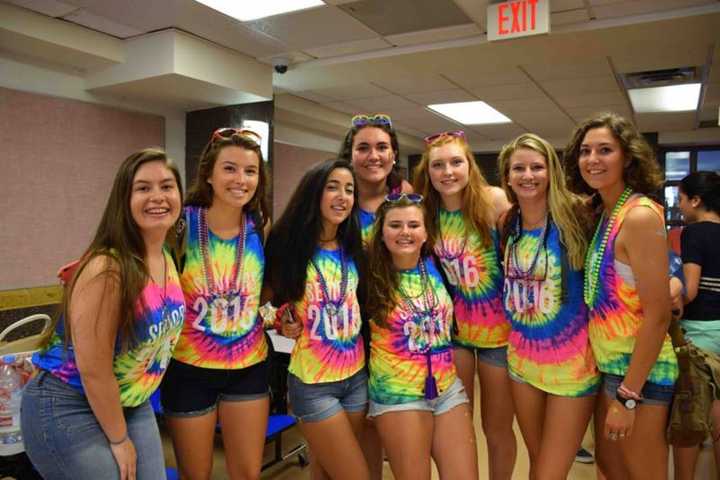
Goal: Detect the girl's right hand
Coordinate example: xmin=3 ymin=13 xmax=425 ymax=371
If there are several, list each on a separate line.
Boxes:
xmin=280 ymin=309 xmax=302 ymax=339
xmin=110 ymin=437 xmax=137 ymax=480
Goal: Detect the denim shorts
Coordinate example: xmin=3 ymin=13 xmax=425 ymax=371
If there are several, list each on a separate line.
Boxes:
xmin=368 ymin=377 xmax=469 ymax=418
xmin=160 ymin=359 xmax=269 ymax=417
xmin=456 ymin=344 xmax=508 ymax=368
xmin=21 ymin=371 xmax=166 ymax=480
xmin=288 ymin=369 xmax=368 ymax=423
xmin=602 ymin=373 xmax=675 ymax=406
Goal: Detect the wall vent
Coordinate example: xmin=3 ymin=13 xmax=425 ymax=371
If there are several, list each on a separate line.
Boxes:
xmin=618 ymin=66 xmax=704 ymax=89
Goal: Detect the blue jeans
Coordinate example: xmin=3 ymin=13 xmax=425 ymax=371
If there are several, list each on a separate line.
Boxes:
xmin=288 ymin=369 xmax=368 ymax=422
xmin=21 ymin=371 xmax=166 ymax=480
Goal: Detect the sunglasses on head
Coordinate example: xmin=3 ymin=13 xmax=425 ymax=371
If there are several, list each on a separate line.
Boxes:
xmin=423 ymin=130 xmax=465 ymax=145
xmin=384 ymin=192 xmax=423 ymax=204
xmin=350 ymin=113 xmax=393 ymax=129
xmin=211 ymin=127 xmax=262 ymax=144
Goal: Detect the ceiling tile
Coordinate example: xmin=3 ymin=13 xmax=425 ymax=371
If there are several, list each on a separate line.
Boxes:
xmin=443 ymin=69 xmax=530 ymax=89
xmin=385 ymin=23 xmax=480 ymax=47
xmin=635 ymin=112 xmax=697 ymax=132
xmin=551 ymin=0 xmax=586 ymax=11
xmin=541 ymin=76 xmax=620 ymax=97
xmin=323 ymin=100 xmax=364 ymax=114
xmin=245 ymin=5 xmax=378 ymax=50
xmin=405 ymin=89 xmax=477 ymax=105
xmin=469 ymin=123 xmax=526 ymax=141
xmin=703 ymin=83 xmax=720 ymax=107
xmin=390 ymin=107 xmax=462 ymax=133
xmin=379 ymin=75 xmax=457 ymax=95
xmin=310 ymin=83 xmax=389 ymax=100
xmin=348 ymin=95 xmax=419 ymax=111
xmin=551 ymin=8 xmax=590 ymax=26
xmin=304 ymin=37 xmax=392 ymax=58
xmin=469 ymin=83 xmax=546 ymax=102
xmin=488 ymin=97 xmax=563 ymax=115
xmin=292 ymin=90 xmax=339 ymax=104
xmin=554 ymin=91 xmax=627 ymax=109
xmin=566 ymin=105 xmax=634 ymax=123
xmin=5 ymin=0 xmax=78 ymax=17
xmin=451 ymin=0 xmax=490 ymax=27
xmin=62 ymin=8 xmax=144 ymax=38
xmin=258 ymin=51 xmax=315 ymax=66
xmin=592 ymin=0 xmax=715 ymax=19
xmin=522 ymin=61 xmax=614 ymax=81
xmin=698 ymin=104 xmax=719 ymax=123
xmin=612 ymin=48 xmax=710 ymax=75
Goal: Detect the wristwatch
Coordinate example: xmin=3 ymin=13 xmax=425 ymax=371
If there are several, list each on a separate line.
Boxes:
xmin=616 ymin=391 xmax=642 ymax=410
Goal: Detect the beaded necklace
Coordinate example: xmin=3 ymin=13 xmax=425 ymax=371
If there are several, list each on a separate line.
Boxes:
xmin=583 ymin=187 xmax=633 ymax=306
xmin=397 ymin=258 xmax=440 ymax=400
xmin=436 ymin=211 xmax=467 ymax=261
xmin=507 ymin=214 xmax=549 ymax=281
xmin=310 ymin=247 xmax=349 ymax=324
xmin=198 ymin=207 xmax=247 ymax=313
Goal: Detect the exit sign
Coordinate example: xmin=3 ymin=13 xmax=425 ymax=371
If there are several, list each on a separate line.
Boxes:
xmin=487 ymin=0 xmax=550 ymax=42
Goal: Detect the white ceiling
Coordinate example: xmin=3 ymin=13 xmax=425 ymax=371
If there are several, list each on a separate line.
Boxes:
xmin=3 ymin=0 xmax=720 ymax=150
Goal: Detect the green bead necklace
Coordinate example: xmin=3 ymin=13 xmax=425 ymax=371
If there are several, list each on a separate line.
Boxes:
xmin=583 ymin=187 xmax=633 ymax=306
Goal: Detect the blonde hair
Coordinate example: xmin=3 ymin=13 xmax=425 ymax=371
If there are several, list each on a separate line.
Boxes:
xmin=413 ymin=135 xmax=494 ymax=247
xmin=498 ymin=133 xmax=590 ymax=270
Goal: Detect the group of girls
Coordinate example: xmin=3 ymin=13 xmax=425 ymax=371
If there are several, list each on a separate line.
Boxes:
xmin=18 ymin=108 xmax=691 ymax=480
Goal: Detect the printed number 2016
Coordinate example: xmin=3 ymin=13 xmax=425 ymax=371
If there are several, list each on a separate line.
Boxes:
xmin=441 ymin=257 xmax=480 ymax=287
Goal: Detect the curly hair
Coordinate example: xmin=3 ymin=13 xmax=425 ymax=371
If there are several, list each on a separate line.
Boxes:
xmin=413 ymin=134 xmax=495 ymax=248
xmin=563 ymin=112 xmax=663 ymax=196
xmin=365 ymin=198 xmax=433 ymax=327
xmin=497 ymin=133 xmax=591 ymax=270
xmin=185 ymin=132 xmax=269 ymax=237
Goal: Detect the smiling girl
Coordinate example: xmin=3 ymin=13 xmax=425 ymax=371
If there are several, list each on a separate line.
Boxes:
xmin=265 ymin=159 xmax=369 ymax=480
xmin=160 ymin=128 xmax=270 ymax=480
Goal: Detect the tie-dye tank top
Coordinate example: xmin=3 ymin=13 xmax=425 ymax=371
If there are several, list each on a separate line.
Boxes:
xmin=586 ymin=195 xmax=677 ymax=386
xmin=503 ymin=220 xmax=599 ymax=396
xmin=359 ymin=209 xmax=375 ymax=246
xmin=288 ymin=247 xmax=364 ymax=383
xmin=173 ymin=206 xmax=268 ymax=369
xmin=34 ymin=250 xmax=185 ymax=407
xmin=369 ymin=257 xmax=456 ymax=404
xmin=435 ymin=209 xmax=508 ymax=349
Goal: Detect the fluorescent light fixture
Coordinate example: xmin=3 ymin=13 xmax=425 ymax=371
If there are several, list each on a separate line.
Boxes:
xmin=427 ymin=101 xmax=511 ymax=125
xmin=194 ymin=0 xmax=325 ymax=21
xmin=628 ymin=83 xmax=701 ymax=113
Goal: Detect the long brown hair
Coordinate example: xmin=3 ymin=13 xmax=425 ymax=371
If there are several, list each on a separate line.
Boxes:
xmin=564 ymin=112 xmax=663 ymax=197
xmin=61 ymin=148 xmax=183 ymax=348
xmin=365 ymin=198 xmax=433 ymax=327
xmin=413 ymin=135 xmax=494 ymax=247
xmin=185 ymin=132 xmax=269 ymax=236
xmin=497 ymin=133 xmax=590 ymax=269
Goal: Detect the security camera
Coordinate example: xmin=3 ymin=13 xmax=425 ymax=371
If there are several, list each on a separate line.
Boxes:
xmin=272 ymin=57 xmax=289 ymax=74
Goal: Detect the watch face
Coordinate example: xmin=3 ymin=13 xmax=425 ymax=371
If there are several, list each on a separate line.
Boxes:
xmin=625 ymin=398 xmax=637 ymax=409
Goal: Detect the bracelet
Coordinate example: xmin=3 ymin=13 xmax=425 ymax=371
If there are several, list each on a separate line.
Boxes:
xmin=618 ymin=383 xmax=642 ymax=400
xmin=108 ymin=431 xmax=128 ymax=446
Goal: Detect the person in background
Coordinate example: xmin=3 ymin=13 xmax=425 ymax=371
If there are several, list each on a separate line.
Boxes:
xmin=160 ymin=128 xmax=270 ymax=480
xmin=265 ymin=159 xmax=370 ymax=480
xmin=413 ymin=130 xmax=515 ymax=479
xmin=22 ymin=148 xmax=185 ymax=480
xmin=496 ymin=133 xmax=600 ymax=478
xmin=365 ymin=193 xmax=478 ymax=480
xmin=337 ymin=113 xmax=412 ymax=479
xmin=564 ymin=112 xmax=678 ymax=480
xmin=672 ymin=171 xmax=720 ymax=480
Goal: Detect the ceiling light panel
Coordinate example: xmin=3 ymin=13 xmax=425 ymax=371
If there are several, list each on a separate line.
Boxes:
xmin=194 ymin=0 xmax=325 ymax=21
xmin=427 ymin=101 xmax=512 ymax=125
xmin=628 ymin=83 xmax=702 ymax=113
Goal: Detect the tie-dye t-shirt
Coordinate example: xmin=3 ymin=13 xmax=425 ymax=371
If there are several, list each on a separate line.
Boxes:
xmin=503 ymin=221 xmax=599 ymax=396
xmin=288 ymin=247 xmax=364 ymax=383
xmin=586 ymin=195 xmax=677 ymax=386
xmin=369 ymin=257 xmax=456 ymax=404
xmin=173 ymin=206 xmax=268 ymax=369
xmin=34 ymin=250 xmax=185 ymax=407
xmin=359 ymin=208 xmax=375 ymax=246
xmin=435 ymin=209 xmax=508 ymax=349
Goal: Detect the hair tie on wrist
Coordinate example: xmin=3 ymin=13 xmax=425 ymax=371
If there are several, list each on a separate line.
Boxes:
xmin=108 ymin=432 xmax=128 ymax=446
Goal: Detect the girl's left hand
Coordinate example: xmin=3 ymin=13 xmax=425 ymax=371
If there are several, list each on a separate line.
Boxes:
xmin=605 ymin=400 xmax=636 ymax=441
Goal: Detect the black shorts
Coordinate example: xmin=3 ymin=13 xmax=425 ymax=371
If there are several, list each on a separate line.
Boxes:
xmin=160 ymin=359 xmax=269 ymax=417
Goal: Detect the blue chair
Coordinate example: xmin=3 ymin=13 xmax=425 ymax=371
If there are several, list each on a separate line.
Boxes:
xmin=165 ymin=466 xmax=179 ymax=480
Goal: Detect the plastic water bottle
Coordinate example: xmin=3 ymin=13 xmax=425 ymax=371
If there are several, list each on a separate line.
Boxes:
xmin=0 ymin=355 xmax=24 ymax=456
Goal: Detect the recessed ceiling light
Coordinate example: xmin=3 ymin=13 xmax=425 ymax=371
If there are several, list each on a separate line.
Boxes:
xmin=427 ymin=101 xmax=511 ymax=125
xmin=194 ymin=0 xmax=325 ymax=21
xmin=628 ymin=83 xmax=701 ymax=113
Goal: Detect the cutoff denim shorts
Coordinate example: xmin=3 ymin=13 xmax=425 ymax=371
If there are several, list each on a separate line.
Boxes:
xmin=288 ymin=368 xmax=368 ymax=423
xmin=368 ymin=377 xmax=469 ymax=418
